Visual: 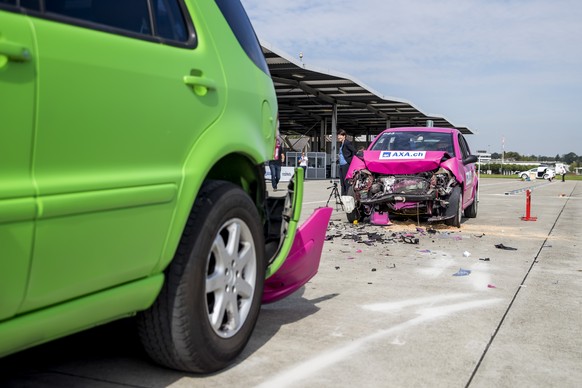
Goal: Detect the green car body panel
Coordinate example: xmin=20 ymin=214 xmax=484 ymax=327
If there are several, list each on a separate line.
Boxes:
xmin=0 ymin=0 xmax=305 ymax=360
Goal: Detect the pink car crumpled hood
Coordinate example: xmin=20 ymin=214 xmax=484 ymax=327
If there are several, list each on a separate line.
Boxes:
xmin=346 ymin=150 xmax=451 ymax=178
xmin=262 ymin=207 xmax=332 ymax=304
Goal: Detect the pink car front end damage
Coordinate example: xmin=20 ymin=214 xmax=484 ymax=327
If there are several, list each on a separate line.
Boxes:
xmin=262 ymin=207 xmax=333 ymax=304
xmin=344 ymin=127 xmax=478 ymax=227
xmin=347 ymin=151 xmax=465 ymax=182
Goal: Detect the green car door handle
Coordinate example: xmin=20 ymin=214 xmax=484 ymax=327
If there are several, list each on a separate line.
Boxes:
xmin=0 ymin=40 xmax=32 ymax=68
xmin=183 ymin=75 xmax=217 ymax=97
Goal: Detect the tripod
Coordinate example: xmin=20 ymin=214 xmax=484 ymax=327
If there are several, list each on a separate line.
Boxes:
xmin=326 ymin=181 xmax=344 ymax=211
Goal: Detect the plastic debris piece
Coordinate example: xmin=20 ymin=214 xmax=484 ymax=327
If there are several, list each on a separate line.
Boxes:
xmin=452 ymin=268 xmax=471 ymax=276
xmin=401 ymin=236 xmax=419 ymax=244
xmin=356 ymin=249 xmax=363 ymax=253
xmin=479 ymin=257 xmax=491 ymax=261
xmin=487 ymin=284 xmax=496 ymax=288
xmin=371 ymin=268 xmax=377 ymax=272
xmin=335 ymin=266 xmax=340 ymax=270
xmin=463 ymin=251 xmax=471 ymax=257
xmin=367 ymin=232 xmax=383 ymax=241
xmin=495 ymin=243 xmax=517 ymax=250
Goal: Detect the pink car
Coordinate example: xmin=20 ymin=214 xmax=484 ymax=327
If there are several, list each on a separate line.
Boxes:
xmin=346 ymin=127 xmax=479 ymax=227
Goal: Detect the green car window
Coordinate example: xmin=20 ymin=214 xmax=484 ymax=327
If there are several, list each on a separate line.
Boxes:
xmin=45 ymin=0 xmax=152 ymax=35
xmin=152 ymin=0 xmax=189 ymax=42
xmin=2 ymin=0 xmax=193 ymax=44
xmin=215 ymin=0 xmax=270 ymax=75
xmin=0 ymin=0 xmax=40 ymax=9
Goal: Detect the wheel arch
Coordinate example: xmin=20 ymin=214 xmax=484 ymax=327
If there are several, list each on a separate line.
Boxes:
xmin=206 ymin=153 xmax=265 ymax=206
xmin=154 ymin=151 xmax=267 ymax=274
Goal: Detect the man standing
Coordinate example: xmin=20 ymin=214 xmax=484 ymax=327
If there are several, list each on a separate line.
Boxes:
xmin=556 ymin=163 xmax=567 ymax=182
xmin=337 ymin=130 xmax=356 ymax=195
xmin=269 ymin=137 xmax=285 ymax=191
xmin=299 ymin=152 xmax=308 ymax=176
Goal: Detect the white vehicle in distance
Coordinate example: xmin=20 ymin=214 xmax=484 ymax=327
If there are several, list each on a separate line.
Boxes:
xmin=517 ymin=166 xmax=555 ymax=180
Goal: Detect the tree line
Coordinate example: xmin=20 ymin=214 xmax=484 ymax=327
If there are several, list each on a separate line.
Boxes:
xmin=482 ymin=151 xmax=580 ymax=174
xmin=489 ymin=151 xmax=580 ymax=165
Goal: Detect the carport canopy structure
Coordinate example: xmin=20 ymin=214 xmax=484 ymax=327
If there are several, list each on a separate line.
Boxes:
xmin=262 ymin=43 xmax=473 ymax=141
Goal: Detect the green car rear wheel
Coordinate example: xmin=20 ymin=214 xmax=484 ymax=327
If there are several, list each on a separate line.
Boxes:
xmin=137 ymin=180 xmax=265 ymax=373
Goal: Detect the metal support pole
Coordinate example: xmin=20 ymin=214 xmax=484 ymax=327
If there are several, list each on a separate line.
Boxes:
xmin=331 ymin=104 xmax=338 ymax=179
xmin=320 ymin=120 xmax=325 ymax=152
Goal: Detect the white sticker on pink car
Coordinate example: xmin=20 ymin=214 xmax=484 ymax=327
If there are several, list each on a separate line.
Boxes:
xmin=379 ymin=151 xmax=426 ymax=159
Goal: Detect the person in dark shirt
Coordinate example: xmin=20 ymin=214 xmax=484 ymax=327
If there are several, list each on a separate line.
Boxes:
xmin=337 ymin=130 xmax=356 ymax=195
xmin=268 ymin=137 xmax=285 ymax=191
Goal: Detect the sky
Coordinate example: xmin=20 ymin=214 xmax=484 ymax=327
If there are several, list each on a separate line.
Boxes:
xmin=241 ymin=0 xmax=582 ymax=157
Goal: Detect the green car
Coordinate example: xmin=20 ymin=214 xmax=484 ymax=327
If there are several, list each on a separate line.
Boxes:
xmin=0 ymin=0 xmax=331 ymax=373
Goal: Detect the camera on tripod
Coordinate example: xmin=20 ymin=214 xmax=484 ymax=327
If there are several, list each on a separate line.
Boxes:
xmin=326 ymin=180 xmax=344 ymax=210
xmin=327 ymin=180 xmax=340 ymax=189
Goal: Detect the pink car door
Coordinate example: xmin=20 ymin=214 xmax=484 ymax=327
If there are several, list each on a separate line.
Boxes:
xmin=457 ymin=134 xmax=477 ymax=207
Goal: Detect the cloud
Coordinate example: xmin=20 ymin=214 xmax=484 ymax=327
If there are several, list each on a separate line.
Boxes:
xmin=241 ymin=0 xmax=582 ymax=155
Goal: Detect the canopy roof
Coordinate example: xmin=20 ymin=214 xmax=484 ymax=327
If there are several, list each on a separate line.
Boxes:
xmin=262 ymin=43 xmax=473 ymax=137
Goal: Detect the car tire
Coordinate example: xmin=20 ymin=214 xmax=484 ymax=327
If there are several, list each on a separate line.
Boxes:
xmin=520 ymin=173 xmax=528 ymax=180
xmin=445 ymin=186 xmax=463 ymax=227
xmin=464 ymin=187 xmax=478 ymax=218
xmin=137 ymin=180 xmax=265 ymax=373
xmin=345 ymin=186 xmax=362 ymax=223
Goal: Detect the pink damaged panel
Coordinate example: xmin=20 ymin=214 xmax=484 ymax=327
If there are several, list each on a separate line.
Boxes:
xmin=346 ymin=156 xmax=366 ymax=179
xmin=347 ymin=151 xmax=452 ymax=178
xmin=262 ymin=207 xmax=333 ymax=304
xmin=439 ymin=156 xmax=465 ymax=183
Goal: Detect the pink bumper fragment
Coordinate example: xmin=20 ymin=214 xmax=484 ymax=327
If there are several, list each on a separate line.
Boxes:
xmin=262 ymin=207 xmax=333 ymax=304
xmin=370 ymin=210 xmax=391 ymax=225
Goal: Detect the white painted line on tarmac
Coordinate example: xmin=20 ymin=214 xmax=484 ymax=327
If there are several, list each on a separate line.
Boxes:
xmin=256 ymin=296 xmax=502 ymax=388
xmin=503 ymin=181 xmax=554 ymax=195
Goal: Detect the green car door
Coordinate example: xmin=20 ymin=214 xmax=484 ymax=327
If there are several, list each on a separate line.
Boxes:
xmin=0 ymin=9 xmax=36 ymax=321
xmin=18 ymin=4 xmax=226 ymax=313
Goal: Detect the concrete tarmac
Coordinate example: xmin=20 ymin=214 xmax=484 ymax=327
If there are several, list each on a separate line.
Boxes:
xmin=1 ymin=178 xmax=580 ymax=387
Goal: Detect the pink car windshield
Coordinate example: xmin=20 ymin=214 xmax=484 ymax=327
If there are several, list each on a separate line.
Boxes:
xmin=370 ymin=131 xmax=455 ymax=157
